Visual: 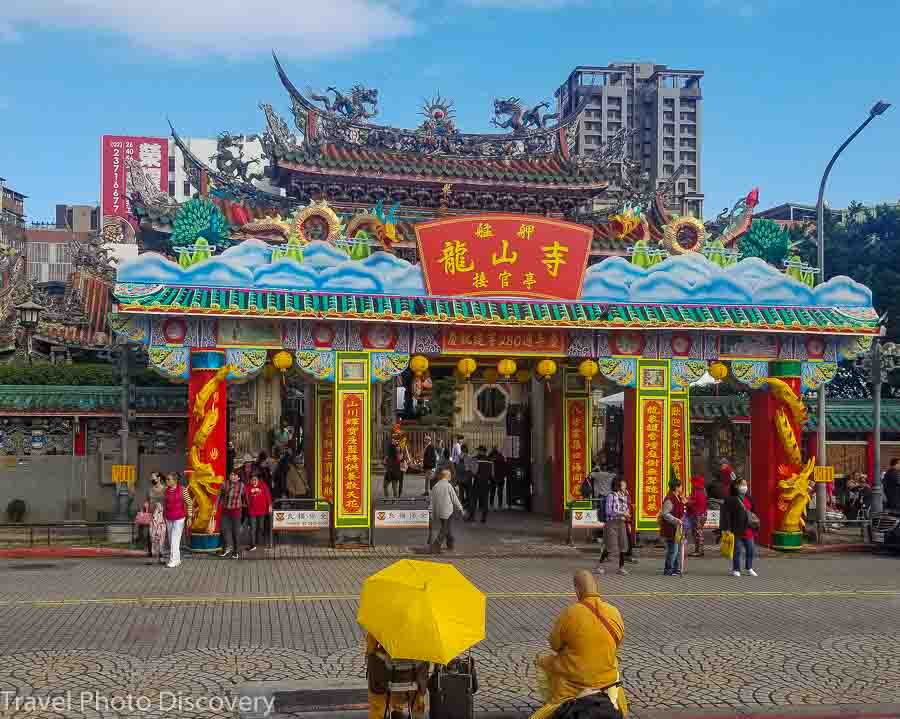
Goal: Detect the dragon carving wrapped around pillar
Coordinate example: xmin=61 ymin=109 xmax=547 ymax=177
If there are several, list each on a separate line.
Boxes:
xmin=766 ymin=378 xmax=815 ymax=533
xmin=189 ymin=365 xmax=231 ymax=533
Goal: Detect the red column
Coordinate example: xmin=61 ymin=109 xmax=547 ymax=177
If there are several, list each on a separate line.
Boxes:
xmin=750 ymin=362 xmax=802 ymax=549
xmin=186 ymin=350 xmax=229 ymax=547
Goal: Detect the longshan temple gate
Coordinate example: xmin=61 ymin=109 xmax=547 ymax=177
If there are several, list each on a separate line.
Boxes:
xmin=111 ymin=57 xmax=879 ymax=551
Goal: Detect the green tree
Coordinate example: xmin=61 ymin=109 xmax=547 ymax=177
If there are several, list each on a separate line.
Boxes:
xmin=800 ymin=203 xmax=900 ymax=341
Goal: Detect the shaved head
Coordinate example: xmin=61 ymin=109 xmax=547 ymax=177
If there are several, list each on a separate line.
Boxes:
xmin=574 ymin=569 xmax=598 ymax=600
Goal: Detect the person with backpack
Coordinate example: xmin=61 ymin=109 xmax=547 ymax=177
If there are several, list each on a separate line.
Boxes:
xmin=660 ymin=477 xmax=687 ymax=576
xmin=721 ymin=477 xmax=759 ymax=577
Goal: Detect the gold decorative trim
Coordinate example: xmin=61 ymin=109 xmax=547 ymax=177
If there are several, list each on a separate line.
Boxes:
xmin=663 ymin=216 xmax=706 ymax=255
xmin=293 ymin=201 xmax=342 ymax=243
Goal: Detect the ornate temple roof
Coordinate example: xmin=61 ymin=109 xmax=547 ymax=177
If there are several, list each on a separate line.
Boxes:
xmin=112 ymin=284 xmax=880 ymax=336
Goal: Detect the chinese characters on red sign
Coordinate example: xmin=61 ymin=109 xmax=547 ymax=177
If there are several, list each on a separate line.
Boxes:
xmin=317 ymin=396 xmax=335 ymax=504
xmin=339 ymin=392 xmax=365 ymax=515
xmin=415 ymin=215 xmax=592 ymax=300
xmin=566 ymin=399 xmax=589 ymax=503
xmin=442 ymin=327 xmax=566 ymax=356
xmin=640 ymin=398 xmax=666 ymax=519
xmin=100 ymin=135 xmax=168 ymax=224
xmin=669 ymin=399 xmax=688 ymax=486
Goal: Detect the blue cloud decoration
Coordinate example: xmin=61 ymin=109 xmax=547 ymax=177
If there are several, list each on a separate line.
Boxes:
xmin=116 ymin=239 xmax=872 ymax=309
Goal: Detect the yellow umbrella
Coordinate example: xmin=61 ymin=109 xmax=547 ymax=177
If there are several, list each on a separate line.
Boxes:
xmin=357 ymin=559 xmax=486 ymax=665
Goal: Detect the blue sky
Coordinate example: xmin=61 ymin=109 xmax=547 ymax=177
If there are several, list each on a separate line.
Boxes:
xmin=1 ymin=0 xmax=897 ymax=223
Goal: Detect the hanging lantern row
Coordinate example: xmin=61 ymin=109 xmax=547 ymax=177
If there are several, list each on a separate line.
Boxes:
xmin=272 ymin=350 xmax=294 ymax=373
xmin=456 ymin=357 xmax=477 ymax=380
xmin=410 ymin=354 xmax=429 ymax=377
xmin=536 ymin=359 xmax=558 ymax=388
xmin=709 ymin=361 xmax=729 ymax=381
xmin=578 ymin=359 xmax=599 ymax=388
xmin=497 ymin=358 xmax=517 ymax=380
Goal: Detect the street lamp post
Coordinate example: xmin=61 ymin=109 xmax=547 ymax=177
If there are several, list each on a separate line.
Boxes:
xmin=814 ymin=100 xmax=891 ymax=524
xmin=14 ymin=300 xmax=45 ymax=365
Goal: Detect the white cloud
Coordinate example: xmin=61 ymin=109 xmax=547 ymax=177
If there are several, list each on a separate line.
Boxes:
xmin=1 ymin=0 xmax=416 ymax=59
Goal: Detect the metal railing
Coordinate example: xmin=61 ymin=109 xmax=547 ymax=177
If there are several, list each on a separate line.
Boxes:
xmin=0 ymin=521 xmax=136 ymax=547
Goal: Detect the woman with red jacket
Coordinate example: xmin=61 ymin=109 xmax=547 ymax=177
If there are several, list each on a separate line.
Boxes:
xmin=163 ymin=474 xmax=188 ymax=568
xmin=687 ymin=475 xmax=708 ymax=557
xmin=244 ymin=474 xmax=272 ymax=552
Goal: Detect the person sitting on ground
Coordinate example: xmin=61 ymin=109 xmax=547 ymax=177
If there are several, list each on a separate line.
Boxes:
xmin=529 ymin=570 xmax=627 ymax=719
xmin=430 ymin=468 xmax=464 ymax=554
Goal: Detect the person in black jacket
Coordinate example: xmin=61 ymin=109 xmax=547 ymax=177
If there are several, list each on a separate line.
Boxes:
xmin=467 ymin=446 xmax=493 ymax=524
xmin=720 ymin=478 xmax=759 ymax=577
xmin=423 ymin=434 xmax=439 ymax=490
xmin=884 ymin=458 xmax=900 ymax=511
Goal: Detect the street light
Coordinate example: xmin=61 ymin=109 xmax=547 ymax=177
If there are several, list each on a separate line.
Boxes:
xmin=814 ymin=100 xmax=891 ymax=523
xmin=14 ymin=300 xmax=45 ymax=365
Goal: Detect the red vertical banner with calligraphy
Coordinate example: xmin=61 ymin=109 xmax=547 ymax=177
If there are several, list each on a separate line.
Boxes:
xmin=335 ymin=389 xmax=370 ymax=526
xmin=669 ymin=395 xmax=691 ymax=489
xmin=315 ymin=389 xmax=335 ymax=505
xmin=637 ymin=397 xmax=667 ymax=529
xmin=564 ymin=398 xmax=591 ymax=505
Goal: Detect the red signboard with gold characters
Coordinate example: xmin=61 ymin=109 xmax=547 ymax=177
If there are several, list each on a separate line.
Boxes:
xmin=338 ymin=391 xmax=366 ymax=517
xmin=316 ymin=394 xmax=335 ymax=504
xmin=638 ymin=398 xmax=667 ymax=522
xmin=669 ymin=397 xmax=689 ymax=486
xmin=565 ymin=398 xmax=590 ymax=503
xmin=415 ymin=214 xmax=593 ymax=300
xmin=442 ymin=327 xmax=566 ymax=356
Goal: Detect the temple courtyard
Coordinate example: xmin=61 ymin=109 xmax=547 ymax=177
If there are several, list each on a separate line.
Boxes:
xmin=0 ymin=533 xmax=898 ymax=718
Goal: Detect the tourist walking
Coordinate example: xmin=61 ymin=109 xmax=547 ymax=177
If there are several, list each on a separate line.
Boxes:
xmin=602 ymin=477 xmax=631 ymax=576
xmin=430 ymin=468 xmax=464 ymax=554
xmin=456 ymin=444 xmax=473 ymax=508
xmin=218 ymin=471 xmax=244 ymax=559
xmin=687 ymin=474 xmax=708 ymax=557
xmin=660 ymin=477 xmax=687 ymax=576
xmin=163 ymin=473 xmax=189 ymax=568
xmin=489 ymin=447 xmax=507 ymax=508
xmin=721 ymin=478 xmax=759 ymax=577
xmin=383 ymin=438 xmax=403 ymax=498
xmin=245 ymin=474 xmax=272 ymax=552
xmin=469 ymin=446 xmax=493 ymax=523
xmin=146 ymin=473 xmax=167 ymax=565
xmin=423 ymin=434 xmax=439 ymax=489
xmin=884 ymin=458 xmax=900 ymax=510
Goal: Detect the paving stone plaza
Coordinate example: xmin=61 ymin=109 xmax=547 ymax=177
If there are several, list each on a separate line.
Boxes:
xmin=0 ymin=541 xmax=898 ymax=718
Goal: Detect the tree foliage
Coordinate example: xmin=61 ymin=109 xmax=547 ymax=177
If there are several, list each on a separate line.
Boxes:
xmin=799 ymin=202 xmax=900 ymax=341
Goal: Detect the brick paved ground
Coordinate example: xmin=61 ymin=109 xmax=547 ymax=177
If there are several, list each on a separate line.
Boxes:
xmin=0 ymin=534 xmax=898 ymax=718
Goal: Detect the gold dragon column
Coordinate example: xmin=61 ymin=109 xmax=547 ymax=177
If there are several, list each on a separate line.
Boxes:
xmin=750 ymin=361 xmax=813 ymax=551
xmin=186 ymin=349 xmax=230 ymax=551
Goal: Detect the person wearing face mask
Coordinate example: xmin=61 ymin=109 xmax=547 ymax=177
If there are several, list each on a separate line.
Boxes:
xmin=721 ymin=478 xmax=759 ymax=577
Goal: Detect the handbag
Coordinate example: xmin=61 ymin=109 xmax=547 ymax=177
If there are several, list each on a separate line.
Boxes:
xmin=720 ymin=530 xmax=735 ymax=559
xmin=135 ymin=511 xmax=151 ymax=526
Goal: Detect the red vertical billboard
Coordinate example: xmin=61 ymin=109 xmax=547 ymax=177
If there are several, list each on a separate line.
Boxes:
xmin=100 ymin=135 xmax=168 ymax=226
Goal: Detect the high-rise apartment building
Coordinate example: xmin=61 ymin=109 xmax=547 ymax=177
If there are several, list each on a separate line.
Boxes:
xmin=55 ymin=204 xmax=100 ymax=233
xmin=555 ymin=62 xmax=704 ymax=217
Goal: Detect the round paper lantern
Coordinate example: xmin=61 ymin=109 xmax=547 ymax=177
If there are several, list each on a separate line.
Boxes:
xmin=272 ymin=350 xmax=294 ymax=373
xmin=709 ymin=362 xmax=728 ymax=381
xmin=536 ymin=359 xmax=558 ymax=381
xmin=456 ymin=357 xmax=477 ymax=380
xmin=515 ymin=368 xmax=532 ymax=384
xmin=578 ymin=359 xmax=599 ymax=386
xmin=410 ymin=354 xmax=429 ymax=377
xmin=483 ymin=368 xmax=499 ymax=384
xmin=497 ymin=358 xmax=517 ymax=380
